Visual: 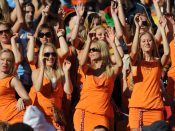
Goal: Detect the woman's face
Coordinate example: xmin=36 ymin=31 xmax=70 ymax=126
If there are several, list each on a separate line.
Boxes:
xmin=140 ymin=33 xmax=154 ymax=53
xmin=0 ymin=24 xmax=11 ymax=44
xmin=38 ymin=28 xmax=53 ymax=44
xmin=43 ymin=46 xmax=56 ymax=67
xmin=95 ymin=27 xmax=106 ymax=41
xmin=88 ymin=43 xmax=101 ymax=61
xmin=0 ymin=52 xmax=13 ymax=73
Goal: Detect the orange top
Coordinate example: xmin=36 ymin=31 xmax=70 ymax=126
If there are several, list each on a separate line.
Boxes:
xmin=76 ymin=67 xmax=115 ymax=117
xmin=0 ymin=76 xmax=24 ymax=124
xmin=29 ymin=69 xmax=64 ymax=126
xmin=29 ymin=63 xmax=37 ymax=71
xmin=168 ymin=40 xmax=175 ymax=77
xmin=129 ymin=60 xmax=163 ymax=109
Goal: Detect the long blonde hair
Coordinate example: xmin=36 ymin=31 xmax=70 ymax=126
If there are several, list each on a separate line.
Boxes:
xmin=89 ymin=39 xmax=114 ymax=77
xmin=0 ymin=0 xmax=10 ymax=22
xmin=38 ymin=43 xmax=63 ymax=80
xmin=0 ymin=49 xmax=15 ymax=75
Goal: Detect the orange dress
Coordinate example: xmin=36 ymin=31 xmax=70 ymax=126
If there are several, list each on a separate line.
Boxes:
xmin=129 ymin=60 xmax=164 ymax=128
xmin=29 ymin=69 xmax=64 ymax=129
xmin=167 ymin=40 xmax=175 ymax=102
xmin=73 ymin=67 xmax=115 ymax=131
xmin=0 ymin=76 xmax=24 ymax=124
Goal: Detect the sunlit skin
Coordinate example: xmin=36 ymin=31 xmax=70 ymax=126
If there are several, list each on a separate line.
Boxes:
xmin=0 ymin=24 xmax=11 ymax=44
xmin=0 ymin=52 xmax=13 ymax=74
xmin=39 ymin=28 xmax=53 ymax=44
xmin=43 ymin=46 xmax=56 ymax=67
xmin=140 ymin=33 xmax=154 ymax=54
xmin=95 ymin=27 xmax=106 ymax=41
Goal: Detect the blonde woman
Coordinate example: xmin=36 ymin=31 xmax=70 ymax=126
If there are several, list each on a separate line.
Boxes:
xmin=74 ymin=30 xmax=123 ymax=130
xmin=29 ymin=43 xmax=73 ymax=130
xmin=0 ymin=49 xmax=31 ymax=124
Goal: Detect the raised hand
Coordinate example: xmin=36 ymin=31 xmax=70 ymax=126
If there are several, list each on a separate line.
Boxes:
xmin=27 ymin=33 xmax=34 ymax=39
xmin=106 ymin=27 xmax=115 ymax=44
xmin=159 ymin=16 xmax=167 ymax=29
xmin=74 ymin=4 xmax=85 ymax=19
xmin=42 ymin=5 xmax=51 ymax=17
xmin=56 ymin=29 xmax=65 ymax=38
xmin=11 ymin=33 xmax=19 ymax=43
xmin=58 ymin=7 xmax=66 ymax=20
xmin=16 ymin=98 xmax=25 ymax=111
xmin=134 ymin=13 xmax=142 ymax=28
xmin=62 ymin=59 xmax=71 ymax=72
xmin=111 ymin=0 xmax=118 ymax=14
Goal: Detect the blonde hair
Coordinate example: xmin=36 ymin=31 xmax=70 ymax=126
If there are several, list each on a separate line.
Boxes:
xmin=137 ymin=32 xmax=160 ymax=63
xmin=0 ymin=0 xmax=10 ymax=22
xmin=0 ymin=49 xmax=15 ymax=75
xmin=38 ymin=43 xmax=63 ymax=80
xmin=90 ymin=39 xmax=114 ymax=77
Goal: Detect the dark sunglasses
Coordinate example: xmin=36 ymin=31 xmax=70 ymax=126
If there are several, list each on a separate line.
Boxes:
xmin=38 ymin=32 xmax=52 ymax=38
xmin=44 ymin=52 xmax=57 ymax=57
xmin=142 ymin=21 xmax=149 ymax=27
xmin=0 ymin=29 xmax=11 ymax=35
xmin=89 ymin=48 xmax=100 ymax=53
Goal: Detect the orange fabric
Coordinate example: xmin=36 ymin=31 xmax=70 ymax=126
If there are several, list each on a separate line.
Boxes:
xmin=0 ymin=76 xmax=24 ymax=124
xmin=129 ymin=60 xmax=163 ymax=109
xmin=74 ymin=109 xmax=111 ymax=131
xmin=74 ymin=67 xmax=115 ymax=130
xmin=29 ymin=70 xmax=64 ymax=129
xmin=129 ymin=108 xmax=164 ymax=129
xmin=29 ymin=63 xmax=37 ymax=71
xmin=168 ymin=40 xmax=175 ymax=78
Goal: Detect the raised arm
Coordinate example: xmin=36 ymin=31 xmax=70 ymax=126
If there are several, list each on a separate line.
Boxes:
xmin=111 ymin=1 xmax=123 ymax=40
xmin=62 ymin=59 xmax=73 ymax=95
xmin=11 ymin=0 xmax=24 ymax=33
xmin=130 ymin=14 xmax=140 ymax=64
xmin=70 ymin=4 xmax=85 ymax=42
xmin=32 ymin=0 xmax=46 ymax=20
xmin=159 ymin=16 xmax=170 ymax=66
xmin=27 ymin=34 xmax=35 ymax=63
xmin=56 ymin=29 xmax=69 ymax=58
xmin=32 ymin=59 xmax=45 ymax=92
xmin=106 ymin=28 xmax=123 ymax=75
xmin=10 ymin=33 xmax=22 ymax=65
xmin=34 ymin=5 xmax=50 ymax=37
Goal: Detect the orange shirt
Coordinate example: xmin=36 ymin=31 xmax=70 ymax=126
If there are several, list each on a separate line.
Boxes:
xmin=129 ymin=60 xmax=163 ymax=109
xmin=76 ymin=67 xmax=115 ymax=117
xmin=29 ymin=70 xmax=64 ymax=127
xmin=168 ymin=40 xmax=175 ymax=77
xmin=0 ymin=76 xmax=24 ymax=124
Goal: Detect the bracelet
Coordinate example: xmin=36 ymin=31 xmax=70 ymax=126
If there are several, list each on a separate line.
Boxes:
xmin=58 ymin=35 xmax=64 ymax=39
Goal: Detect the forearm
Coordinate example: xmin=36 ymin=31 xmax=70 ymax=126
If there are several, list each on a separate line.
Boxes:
xmin=63 ymin=71 xmax=73 ymax=95
xmin=27 ymin=38 xmax=35 ymax=63
xmin=79 ymin=40 xmax=91 ymax=66
xmin=112 ymin=14 xmax=123 ymax=39
xmin=118 ymin=0 xmax=126 ymax=27
xmin=11 ymin=42 xmax=22 ymax=64
xmin=131 ymin=27 xmax=140 ymax=55
xmin=15 ymin=0 xmax=24 ymax=23
xmin=57 ymin=36 xmax=69 ymax=58
xmin=34 ymin=16 xmax=47 ymax=37
xmin=115 ymin=37 xmax=124 ymax=58
xmin=70 ymin=17 xmax=81 ymax=41
xmin=161 ymin=28 xmax=169 ymax=55
xmin=153 ymin=0 xmax=162 ymax=19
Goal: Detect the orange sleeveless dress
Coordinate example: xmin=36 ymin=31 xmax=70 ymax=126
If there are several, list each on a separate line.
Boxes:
xmin=0 ymin=76 xmax=25 ymax=124
xmin=73 ymin=67 xmax=115 ymax=131
xmin=129 ymin=60 xmax=164 ymax=128
xmin=29 ymin=70 xmax=64 ymax=129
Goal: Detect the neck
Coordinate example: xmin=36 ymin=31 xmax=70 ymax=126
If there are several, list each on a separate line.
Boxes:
xmin=0 ymin=72 xmax=9 ymax=79
xmin=143 ymin=52 xmax=152 ymax=61
xmin=91 ymin=60 xmax=103 ymax=69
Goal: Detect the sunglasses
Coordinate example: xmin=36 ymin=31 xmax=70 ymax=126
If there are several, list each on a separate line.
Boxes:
xmin=89 ymin=48 xmax=100 ymax=53
xmin=142 ymin=21 xmax=149 ymax=27
xmin=44 ymin=52 xmax=57 ymax=57
xmin=38 ymin=32 xmax=52 ymax=38
xmin=0 ymin=29 xmax=11 ymax=35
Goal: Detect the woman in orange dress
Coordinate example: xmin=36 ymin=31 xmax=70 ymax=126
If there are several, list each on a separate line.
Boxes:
xmin=29 ymin=43 xmax=73 ymax=130
xmin=73 ymin=28 xmax=123 ymax=131
xmin=128 ymin=15 xmax=169 ymax=131
xmin=0 ymin=49 xmax=31 ymax=124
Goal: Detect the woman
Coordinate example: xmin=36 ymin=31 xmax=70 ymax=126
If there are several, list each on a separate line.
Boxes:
xmin=73 ymin=29 xmax=123 ymax=130
xmin=29 ymin=43 xmax=73 ymax=130
xmin=0 ymin=21 xmax=22 ymax=65
xmin=0 ymin=49 xmax=31 ymax=124
xmin=128 ymin=15 xmax=169 ymax=130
